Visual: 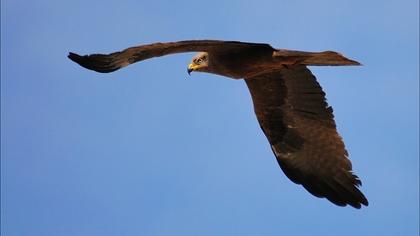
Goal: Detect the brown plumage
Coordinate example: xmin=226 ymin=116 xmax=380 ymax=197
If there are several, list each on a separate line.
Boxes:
xmin=68 ymin=40 xmax=368 ymax=208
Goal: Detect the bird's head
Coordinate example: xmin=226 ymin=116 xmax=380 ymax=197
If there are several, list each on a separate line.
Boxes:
xmin=187 ymin=52 xmax=209 ymax=75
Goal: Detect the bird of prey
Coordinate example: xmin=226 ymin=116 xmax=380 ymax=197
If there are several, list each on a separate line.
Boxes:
xmin=68 ymin=40 xmax=368 ymax=208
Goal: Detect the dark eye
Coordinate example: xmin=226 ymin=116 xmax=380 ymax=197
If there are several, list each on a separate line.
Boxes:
xmin=196 ymin=58 xmax=203 ymax=64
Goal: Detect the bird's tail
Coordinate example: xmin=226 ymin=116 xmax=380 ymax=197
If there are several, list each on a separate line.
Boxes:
xmin=273 ymin=50 xmax=361 ymax=66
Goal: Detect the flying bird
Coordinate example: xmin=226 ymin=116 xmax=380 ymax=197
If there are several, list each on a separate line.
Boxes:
xmin=68 ymin=40 xmax=368 ymax=208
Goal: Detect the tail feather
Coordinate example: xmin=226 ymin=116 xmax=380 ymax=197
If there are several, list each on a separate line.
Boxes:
xmin=304 ymin=51 xmax=361 ymax=66
xmin=273 ymin=50 xmax=361 ymax=66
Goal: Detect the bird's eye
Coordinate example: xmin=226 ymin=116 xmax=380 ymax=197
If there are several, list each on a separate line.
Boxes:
xmin=196 ymin=58 xmax=203 ymax=64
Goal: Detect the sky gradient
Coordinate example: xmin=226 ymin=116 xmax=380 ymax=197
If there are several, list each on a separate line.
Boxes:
xmin=2 ymin=0 xmax=419 ymax=235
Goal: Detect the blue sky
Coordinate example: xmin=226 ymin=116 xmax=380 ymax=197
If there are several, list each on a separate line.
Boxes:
xmin=1 ymin=0 xmax=418 ymax=235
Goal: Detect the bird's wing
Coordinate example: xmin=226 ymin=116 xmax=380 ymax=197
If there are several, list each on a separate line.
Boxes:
xmin=245 ymin=66 xmax=368 ymax=208
xmin=68 ymin=40 xmax=273 ymax=73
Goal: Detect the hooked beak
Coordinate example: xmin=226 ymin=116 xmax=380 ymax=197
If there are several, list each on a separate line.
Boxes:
xmin=187 ymin=63 xmax=196 ymax=75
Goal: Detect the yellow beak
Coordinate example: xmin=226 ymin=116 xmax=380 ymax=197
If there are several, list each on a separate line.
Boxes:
xmin=187 ymin=63 xmax=199 ymax=75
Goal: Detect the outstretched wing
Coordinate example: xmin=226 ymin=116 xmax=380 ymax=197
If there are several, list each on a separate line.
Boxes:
xmin=245 ymin=66 xmax=368 ymax=208
xmin=68 ymin=40 xmax=273 ymax=73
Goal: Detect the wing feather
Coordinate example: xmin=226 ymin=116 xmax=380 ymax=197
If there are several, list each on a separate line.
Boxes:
xmin=68 ymin=40 xmax=273 ymax=73
xmin=245 ymin=66 xmax=368 ymax=208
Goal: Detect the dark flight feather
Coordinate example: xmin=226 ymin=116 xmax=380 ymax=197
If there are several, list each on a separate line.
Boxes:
xmin=245 ymin=66 xmax=368 ymax=208
xmin=68 ymin=40 xmax=273 ymax=73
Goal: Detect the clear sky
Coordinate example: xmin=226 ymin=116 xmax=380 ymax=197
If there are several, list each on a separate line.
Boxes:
xmin=1 ymin=0 xmax=419 ymax=235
